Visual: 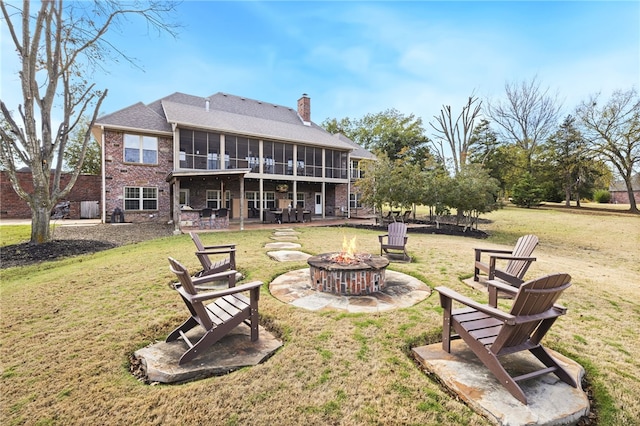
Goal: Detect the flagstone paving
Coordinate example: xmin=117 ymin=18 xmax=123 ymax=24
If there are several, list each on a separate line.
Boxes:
xmin=264 ymin=242 xmax=302 ymax=249
xmin=269 ymin=268 xmax=431 ymax=312
xmin=266 ymin=250 xmax=311 ymax=262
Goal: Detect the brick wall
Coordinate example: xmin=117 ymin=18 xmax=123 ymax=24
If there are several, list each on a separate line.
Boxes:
xmin=0 ymin=170 xmax=100 ymax=219
xmin=610 ymin=190 xmax=640 ymax=204
xmin=103 ymin=130 xmax=173 ymax=223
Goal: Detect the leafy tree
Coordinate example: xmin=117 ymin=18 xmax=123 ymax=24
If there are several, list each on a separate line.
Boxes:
xmin=355 ymin=153 xmax=424 ymax=217
xmin=63 ymin=116 xmax=100 ymax=174
xmin=543 ymin=115 xmax=589 ymax=206
xmin=487 ymin=76 xmax=561 ymax=171
xmin=322 ymin=109 xmax=432 ymax=165
xmin=511 ymin=172 xmax=544 ymax=208
xmin=576 ymin=88 xmax=640 ymax=213
xmin=430 ymin=95 xmax=482 ymax=175
xmin=0 ymin=0 xmax=178 ymax=244
xmin=448 ymin=164 xmax=500 ymax=229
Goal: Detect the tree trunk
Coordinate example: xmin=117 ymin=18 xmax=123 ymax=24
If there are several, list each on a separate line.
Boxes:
xmin=626 ymin=182 xmax=639 ymax=214
xmin=31 ymin=204 xmax=52 ymax=244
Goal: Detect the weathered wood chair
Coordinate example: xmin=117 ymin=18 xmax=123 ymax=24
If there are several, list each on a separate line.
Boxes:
xmin=435 ymin=273 xmax=577 ymax=404
xmin=190 ymin=232 xmax=236 ymax=278
xmin=474 ymin=234 xmax=538 ymax=287
xmin=167 ymin=257 xmax=263 ymax=365
xmin=379 ymin=222 xmax=409 ymax=261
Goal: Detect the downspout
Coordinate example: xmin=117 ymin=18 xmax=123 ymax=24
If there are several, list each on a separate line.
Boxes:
xmin=100 ymin=126 xmax=106 ymax=223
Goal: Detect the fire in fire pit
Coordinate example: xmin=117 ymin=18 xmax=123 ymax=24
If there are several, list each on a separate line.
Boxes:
xmin=307 ymin=236 xmax=390 ymax=296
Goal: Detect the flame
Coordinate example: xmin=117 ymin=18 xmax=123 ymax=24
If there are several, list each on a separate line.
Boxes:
xmin=329 ymin=235 xmax=359 ymax=264
xmin=342 ymin=235 xmax=357 ymax=258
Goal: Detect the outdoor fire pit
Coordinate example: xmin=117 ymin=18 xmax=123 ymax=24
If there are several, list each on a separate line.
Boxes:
xmin=307 ymin=237 xmax=390 ymax=296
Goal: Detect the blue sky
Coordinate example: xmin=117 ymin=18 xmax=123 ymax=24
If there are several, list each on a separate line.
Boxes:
xmin=1 ymin=1 xmax=639 ymax=130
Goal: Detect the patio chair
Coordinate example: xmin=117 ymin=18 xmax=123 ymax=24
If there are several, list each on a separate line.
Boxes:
xmin=296 ymin=206 xmax=305 ymax=222
xmin=400 ymin=210 xmax=412 ymax=223
xmin=435 ymin=273 xmax=577 ymax=404
xmin=190 ymin=232 xmax=236 ymax=278
xmin=167 ymin=257 xmax=263 ymax=365
xmin=379 ymin=222 xmax=409 ymax=261
xmin=474 ymin=234 xmax=538 ymax=287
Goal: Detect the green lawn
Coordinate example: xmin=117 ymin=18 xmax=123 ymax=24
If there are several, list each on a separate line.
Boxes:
xmin=1 ymin=206 xmax=639 ymax=425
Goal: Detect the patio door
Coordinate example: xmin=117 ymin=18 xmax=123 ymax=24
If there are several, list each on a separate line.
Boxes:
xmin=314 ymin=192 xmax=322 ymax=214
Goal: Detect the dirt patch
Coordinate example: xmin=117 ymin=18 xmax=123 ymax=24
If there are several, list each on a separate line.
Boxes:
xmin=1 ymin=222 xmax=175 ymax=269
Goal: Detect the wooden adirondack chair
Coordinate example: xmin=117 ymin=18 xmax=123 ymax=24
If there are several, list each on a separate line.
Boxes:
xmin=190 ymin=232 xmax=236 ymax=278
xmin=379 ymin=222 xmax=409 ymax=261
xmin=436 ymin=273 xmax=577 ymax=404
xmin=167 ymin=257 xmax=263 ymax=365
xmin=474 ymin=234 xmax=538 ymax=287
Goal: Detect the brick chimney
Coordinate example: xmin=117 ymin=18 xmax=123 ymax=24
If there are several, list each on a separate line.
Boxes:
xmin=297 ymin=93 xmax=311 ymax=124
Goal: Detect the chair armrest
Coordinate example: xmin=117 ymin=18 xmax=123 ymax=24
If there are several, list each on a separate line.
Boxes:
xmin=378 ymin=234 xmax=389 ymax=242
xmin=486 ymin=279 xmax=518 ymax=295
xmin=435 ymin=286 xmax=515 ymax=324
xmin=487 ymin=254 xmax=536 ymax=262
xmin=474 ymin=248 xmax=513 ymax=255
xmin=191 ymin=270 xmax=237 ymax=286
xmin=203 ymin=243 xmax=236 ymax=250
xmin=188 ymin=281 xmax=263 ymax=303
xmin=196 ymin=248 xmax=237 ymax=255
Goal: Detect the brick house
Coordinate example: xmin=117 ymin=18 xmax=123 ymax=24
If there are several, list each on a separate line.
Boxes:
xmin=0 ymin=169 xmax=100 ymax=219
xmin=92 ymin=92 xmax=374 ymax=230
xmin=609 ymin=174 xmax=640 ymax=204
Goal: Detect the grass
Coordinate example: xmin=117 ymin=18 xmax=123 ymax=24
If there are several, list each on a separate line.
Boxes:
xmin=1 ymin=205 xmax=639 ymax=425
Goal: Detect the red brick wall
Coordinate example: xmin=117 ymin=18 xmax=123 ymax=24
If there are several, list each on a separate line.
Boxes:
xmin=610 ymin=190 xmax=640 ymax=204
xmin=0 ymin=170 xmax=100 ymax=219
xmin=103 ymin=130 xmax=173 ymax=223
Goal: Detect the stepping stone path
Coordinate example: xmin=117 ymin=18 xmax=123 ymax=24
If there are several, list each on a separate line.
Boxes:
xmin=264 ymin=242 xmax=302 ymax=250
xmin=266 ymin=227 xmax=310 ymax=262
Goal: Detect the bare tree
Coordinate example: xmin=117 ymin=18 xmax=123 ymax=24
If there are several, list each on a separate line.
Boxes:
xmin=430 ymin=95 xmax=482 ymax=175
xmin=576 ymin=88 xmax=640 ymax=214
xmin=0 ymin=0 xmax=178 ymax=244
xmin=487 ymin=76 xmax=561 ymax=170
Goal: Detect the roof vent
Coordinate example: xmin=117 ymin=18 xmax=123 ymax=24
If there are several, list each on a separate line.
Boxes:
xmin=205 ymin=98 xmax=210 ymax=112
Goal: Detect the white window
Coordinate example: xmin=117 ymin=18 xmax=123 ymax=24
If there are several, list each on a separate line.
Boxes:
xmin=206 ymin=190 xmax=221 ymax=209
xmin=124 ymin=134 xmax=158 ymax=164
xmin=263 ymin=192 xmax=275 ymax=209
xmin=124 ymin=187 xmax=158 ymax=210
xmin=349 ymin=193 xmax=362 ymax=208
xmin=179 ymin=189 xmax=190 ymax=207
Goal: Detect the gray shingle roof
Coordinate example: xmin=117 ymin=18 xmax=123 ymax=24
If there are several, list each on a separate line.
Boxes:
xmin=96 ymin=92 xmax=356 ymax=151
xmin=95 ymin=102 xmax=172 ymax=134
xmin=333 ymin=133 xmax=376 ymax=160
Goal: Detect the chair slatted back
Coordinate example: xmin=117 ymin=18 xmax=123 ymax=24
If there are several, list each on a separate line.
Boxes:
xmin=494 ymin=273 xmax=571 ymax=351
xmin=190 ymin=232 xmax=212 ymax=271
xmin=387 ymin=222 xmax=408 ymax=246
xmin=168 ymin=257 xmax=214 ymax=330
xmin=504 ymin=234 xmax=539 ymax=279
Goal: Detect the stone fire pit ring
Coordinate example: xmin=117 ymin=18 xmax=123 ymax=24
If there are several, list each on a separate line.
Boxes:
xmin=307 ymin=253 xmax=390 ymax=296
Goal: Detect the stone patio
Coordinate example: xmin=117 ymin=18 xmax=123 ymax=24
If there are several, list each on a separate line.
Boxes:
xmin=269 ymin=268 xmax=431 ymax=312
xmin=413 ymin=340 xmax=590 ymax=426
xmin=133 ymin=323 xmax=282 ymax=384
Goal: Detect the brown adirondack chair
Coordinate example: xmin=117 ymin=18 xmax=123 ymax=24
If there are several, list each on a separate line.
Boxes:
xmin=190 ymin=232 xmax=236 ymax=278
xmin=379 ymin=222 xmax=409 ymax=261
xmin=474 ymin=234 xmax=538 ymax=287
xmin=167 ymin=257 xmax=263 ymax=365
xmin=436 ymin=273 xmax=577 ymax=404
xmin=400 ymin=210 xmax=412 ymax=223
